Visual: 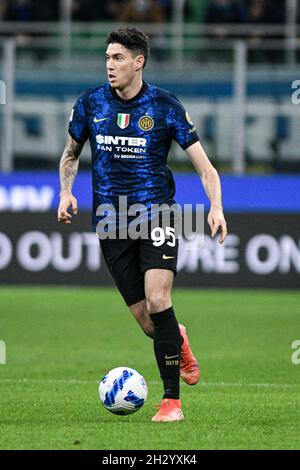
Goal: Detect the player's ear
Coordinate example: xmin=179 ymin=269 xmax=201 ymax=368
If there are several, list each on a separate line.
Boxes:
xmin=135 ymin=55 xmax=145 ymax=72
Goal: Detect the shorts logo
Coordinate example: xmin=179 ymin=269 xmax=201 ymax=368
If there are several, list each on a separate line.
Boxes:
xmin=117 ymin=113 xmax=130 ymax=129
xmin=139 ymin=115 xmax=154 ymax=131
xmin=162 ymin=254 xmax=175 ymax=260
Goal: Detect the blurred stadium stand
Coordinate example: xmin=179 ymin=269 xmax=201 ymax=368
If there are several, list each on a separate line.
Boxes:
xmin=1 ymin=0 xmax=300 ymax=174
xmin=0 ymin=1 xmax=300 ymax=288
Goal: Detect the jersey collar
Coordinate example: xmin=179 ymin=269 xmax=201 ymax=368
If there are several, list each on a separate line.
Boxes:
xmin=109 ymin=81 xmax=148 ymax=104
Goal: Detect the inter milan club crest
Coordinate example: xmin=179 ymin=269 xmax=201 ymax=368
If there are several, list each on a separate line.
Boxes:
xmin=139 ymin=115 xmax=154 ymax=131
xmin=117 ymin=113 xmax=130 ymax=129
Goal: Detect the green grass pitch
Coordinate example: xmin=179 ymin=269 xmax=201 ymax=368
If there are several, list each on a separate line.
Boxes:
xmin=0 ymin=287 xmax=300 ymax=450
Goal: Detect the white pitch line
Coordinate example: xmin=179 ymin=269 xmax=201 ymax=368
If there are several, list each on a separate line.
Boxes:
xmin=0 ymin=378 xmax=96 ymax=385
xmin=200 ymin=382 xmax=300 ymax=389
xmin=0 ymin=379 xmax=299 ymax=389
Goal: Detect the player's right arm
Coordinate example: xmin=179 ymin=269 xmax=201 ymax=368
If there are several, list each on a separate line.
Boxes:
xmin=57 ymin=133 xmax=84 ymax=224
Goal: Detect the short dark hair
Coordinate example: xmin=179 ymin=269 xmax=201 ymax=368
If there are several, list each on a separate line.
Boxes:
xmin=106 ymin=26 xmax=150 ymax=68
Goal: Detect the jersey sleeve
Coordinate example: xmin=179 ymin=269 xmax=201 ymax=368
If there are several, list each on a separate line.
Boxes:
xmin=167 ymin=95 xmax=199 ymax=150
xmin=68 ymin=91 xmax=89 ymax=144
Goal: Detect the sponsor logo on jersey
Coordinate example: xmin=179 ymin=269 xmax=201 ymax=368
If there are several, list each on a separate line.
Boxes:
xmin=117 ymin=113 xmax=130 ymax=129
xmin=69 ymin=108 xmax=74 ymax=122
xmin=138 ymin=115 xmax=154 ymax=131
xmin=96 ymin=134 xmax=147 ymax=147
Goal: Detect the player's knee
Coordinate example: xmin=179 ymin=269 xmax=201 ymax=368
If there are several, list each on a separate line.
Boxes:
xmin=146 ymin=291 xmax=171 ymax=314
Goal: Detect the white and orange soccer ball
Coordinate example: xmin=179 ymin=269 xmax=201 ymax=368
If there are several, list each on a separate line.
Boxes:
xmin=99 ymin=367 xmax=148 ymax=415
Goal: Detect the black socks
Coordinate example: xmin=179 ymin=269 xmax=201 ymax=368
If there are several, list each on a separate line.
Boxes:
xmin=150 ymin=307 xmax=181 ymax=400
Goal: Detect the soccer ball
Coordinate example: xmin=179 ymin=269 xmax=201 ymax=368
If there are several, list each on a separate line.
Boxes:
xmin=98 ymin=367 xmax=148 ymax=415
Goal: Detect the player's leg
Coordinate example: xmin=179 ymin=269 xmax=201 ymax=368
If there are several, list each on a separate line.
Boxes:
xmin=100 ymin=238 xmax=155 ymax=339
xmin=144 ymin=268 xmax=184 ymax=422
xmin=129 ymin=299 xmax=154 ymax=338
xmin=130 ymin=297 xmax=199 ymax=385
xmin=129 ymin=299 xmax=199 ymax=385
xmin=100 ymin=238 xmax=145 ymax=307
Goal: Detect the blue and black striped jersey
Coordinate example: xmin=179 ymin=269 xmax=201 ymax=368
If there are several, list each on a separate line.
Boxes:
xmin=69 ymin=81 xmax=199 ymax=227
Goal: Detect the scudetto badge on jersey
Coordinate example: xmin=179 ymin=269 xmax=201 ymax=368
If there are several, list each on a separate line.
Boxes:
xmin=139 ymin=115 xmax=154 ymax=131
xmin=117 ymin=113 xmax=130 ymax=129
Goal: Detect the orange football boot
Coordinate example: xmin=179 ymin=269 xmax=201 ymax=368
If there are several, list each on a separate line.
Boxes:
xmin=152 ymin=399 xmax=184 ymax=422
xmin=179 ymin=324 xmax=200 ymax=385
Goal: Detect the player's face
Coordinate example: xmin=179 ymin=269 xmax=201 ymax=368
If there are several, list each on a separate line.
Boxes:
xmin=105 ymin=43 xmax=142 ymax=90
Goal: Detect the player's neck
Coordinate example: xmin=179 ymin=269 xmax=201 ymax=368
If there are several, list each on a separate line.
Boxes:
xmin=115 ymin=78 xmax=144 ymax=101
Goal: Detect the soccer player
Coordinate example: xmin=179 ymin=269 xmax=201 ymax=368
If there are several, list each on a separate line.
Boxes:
xmin=58 ymin=26 xmax=227 ymax=422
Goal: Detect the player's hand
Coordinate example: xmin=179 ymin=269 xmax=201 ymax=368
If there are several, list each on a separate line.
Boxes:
xmin=57 ymin=192 xmax=78 ymax=224
xmin=208 ymin=205 xmax=227 ymax=244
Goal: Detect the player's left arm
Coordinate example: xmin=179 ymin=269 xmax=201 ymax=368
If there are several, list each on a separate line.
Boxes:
xmin=185 ymin=141 xmax=228 ymax=244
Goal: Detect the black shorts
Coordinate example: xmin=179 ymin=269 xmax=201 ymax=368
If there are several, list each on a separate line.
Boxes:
xmin=100 ymin=215 xmax=178 ymax=306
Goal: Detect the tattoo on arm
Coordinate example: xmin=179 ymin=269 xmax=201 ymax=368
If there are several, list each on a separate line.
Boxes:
xmin=59 ymin=135 xmax=83 ymax=195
